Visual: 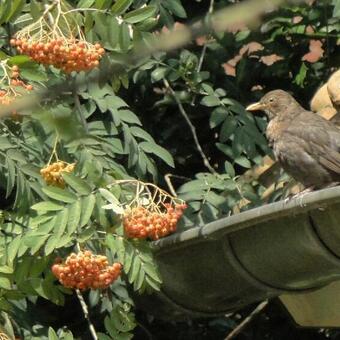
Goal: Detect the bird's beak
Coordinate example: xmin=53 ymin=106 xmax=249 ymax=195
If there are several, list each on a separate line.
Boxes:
xmin=246 ymin=102 xmax=265 ymax=112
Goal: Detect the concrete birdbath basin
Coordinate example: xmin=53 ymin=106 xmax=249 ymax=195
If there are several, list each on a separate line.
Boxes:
xmin=134 ymin=186 xmax=340 ymax=323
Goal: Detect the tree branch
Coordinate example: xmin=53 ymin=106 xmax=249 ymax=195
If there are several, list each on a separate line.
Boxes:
xmin=225 ymin=300 xmax=268 ymax=340
xmin=76 ymin=290 xmax=98 ymax=340
xmin=163 ymin=78 xmax=217 ymax=174
xmin=191 ymin=0 xmax=215 ymax=106
xmin=73 ymin=85 xmax=88 ymax=133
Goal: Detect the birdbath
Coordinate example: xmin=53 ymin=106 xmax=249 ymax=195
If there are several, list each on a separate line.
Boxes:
xmin=133 ymin=186 xmax=340 ymax=325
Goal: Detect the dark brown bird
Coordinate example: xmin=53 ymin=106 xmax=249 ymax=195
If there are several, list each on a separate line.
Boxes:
xmin=246 ymin=89 xmax=340 ymax=189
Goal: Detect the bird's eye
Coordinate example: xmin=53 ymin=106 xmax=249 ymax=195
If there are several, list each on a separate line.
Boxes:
xmin=269 ymin=98 xmax=274 ymax=102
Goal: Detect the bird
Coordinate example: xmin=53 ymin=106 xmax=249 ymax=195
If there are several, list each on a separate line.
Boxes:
xmin=246 ymin=89 xmax=340 ymax=190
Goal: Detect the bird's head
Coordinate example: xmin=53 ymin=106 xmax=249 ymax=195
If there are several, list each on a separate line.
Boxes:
xmin=246 ymin=90 xmax=301 ymax=120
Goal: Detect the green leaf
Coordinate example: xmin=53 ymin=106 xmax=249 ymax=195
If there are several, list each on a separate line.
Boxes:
xmin=111 ymin=0 xmax=133 ymax=15
xmin=130 ymin=127 xmax=154 ymax=142
xmin=224 ymin=161 xmax=235 ymax=177
xmin=95 ymin=0 xmax=112 ymax=9
xmin=219 ymin=116 xmax=237 ymax=142
xmin=55 ymin=208 xmax=69 ymax=237
xmin=80 ymin=194 xmax=96 ymax=227
xmin=123 ymin=244 xmax=134 ymax=273
xmin=29 ymin=235 xmax=50 ymax=254
xmin=14 ymin=257 xmax=32 ymax=284
xmin=44 ymin=235 xmax=60 ymax=256
xmin=134 ymin=267 xmax=145 ymax=291
xmin=210 ymin=108 xmax=229 ymax=128
xmin=201 ymin=95 xmax=220 ymax=107
xmin=162 ymin=0 xmax=187 ymax=18
xmin=139 ymin=142 xmax=174 ymax=167
xmin=108 ymin=306 xmax=136 ymax=333
xmin=124 ymin=6 xmax=156 ymax=24
xmin=119 ymin=22 xmax=131 ymax=52
xmin=0 ymin=136 xmax=13 ymax=150
xmin=48 ymin=327 xmax=59 ymax=340
xmin=0 ymin=277 xmax=11 ymax=290
xmin=8 ymin=56 xmax=48 ymax=81
xmin=62 ymin=173 xmax=92 ymax=195
xmin=5 ymin=156 xmax=15 ymax=198
xmin=99 ymin=188 xmax=120 ymax=204
xmin=61 ymin=330 xmax=74 ymax=340
xmin=143 ymin=262 xmax=162 ymax=283
xmin=30 ymin=0 xmax=41 ymax=20
xmin=6 ymin=0 xmax=25 ymax=22
xmin=151 ymin=67 xmax=169 ymax=82
xmin=234 ymin=156 xmax=251 ymax=168
xmin=42 ymin=186 xmax=77 ymax=203
xmin=77 ymin=225 xmax=95 ymax=242
xmin=31 ymin=202 xmax=64 ymax=211
xmin=118 ymin=110 xmax=142 ymax=125
xmin=128 ymin=256 xmax=141 ymax=284
xmin=7 ymin=235 xmax=22 ymax=262
xmin=294 ymin=62 xmax=308 ymax=88
xmin=97 ymin=333 xmax=112 ymax=340
xmin=145 ymin=276 xmax=161 ymax=291
xmin=44 ymin=210 xmax=69 ymax=255
xmin=78 ymin=0 xmax=95 ymax=6
xmin=0 ymin=265 xmax=14 ymax=274
xmin=20 ymin=164 xmax=41 ymax=179
xmin=67 ymin=200 xmax=82 ymax=234
xmin=108 ymin=17 xmax=119 ymax=49
xmin=0 ymin=1 xmax=12 ymax=24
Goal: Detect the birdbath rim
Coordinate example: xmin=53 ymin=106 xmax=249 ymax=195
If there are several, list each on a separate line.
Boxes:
xmin=152 ymin=186 xmax=340 ymax=250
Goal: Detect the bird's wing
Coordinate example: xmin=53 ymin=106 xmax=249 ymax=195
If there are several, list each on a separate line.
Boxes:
xmin=314 ymin=144 xmax=340 ymax=174
xmin=286 ymin=110 xmax=340 ymax=175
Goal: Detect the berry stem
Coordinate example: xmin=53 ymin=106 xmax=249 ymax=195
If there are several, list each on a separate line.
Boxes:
xmin=76 ymin=289 xmax=98 ymax=340
xmin=74 ymin=242 xmax=98 ymax=340
xmin=47 ymin=133 xmax=60 ymax=165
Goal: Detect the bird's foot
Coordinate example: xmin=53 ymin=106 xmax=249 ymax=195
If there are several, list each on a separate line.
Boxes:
xmin=323 ymin=182 xmax=340 ymax=189
xmin=284 ymin=187 xmax=314 ymax=206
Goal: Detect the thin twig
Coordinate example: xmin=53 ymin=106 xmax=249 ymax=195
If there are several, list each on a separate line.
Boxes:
xmin=225 ymin=300 xmax=268 ymax=340
xmin=76 ymin=290 xmax=98 ymax=340
xmin=163 ymin=78 xmax=217 ymax=174
xmin=164 ymin=174 xmax=190 ymax=197
xmin=137 ymin=321 xmax=153 ymax=340
xmin=191 ymin=0 xmax=215 ymax=106
xmin=73 ymin=88 xmax=89 ymax=133
xmin=74 ymin=243 xmax=98 ymax=340
xmin=197 ymin=0 xmax=215 ymax=71
xmin=164 ymin=174 xmax=177 ymax=197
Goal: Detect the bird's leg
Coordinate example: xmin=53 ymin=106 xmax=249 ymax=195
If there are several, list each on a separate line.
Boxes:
xmin=283 ymin=186 xmax=315 ymax=205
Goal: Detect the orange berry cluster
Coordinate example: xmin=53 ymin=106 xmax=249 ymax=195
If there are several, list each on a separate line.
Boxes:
xmin=10 ymin=65 xmax=33 ymax=90
xmin=123 ymin=203 xmax=187 ymax=240
xmin=40 ymin=161 xmax=75 ymax=187
xmin=51 ymin=251 xmax=122 ymax=290
xmin=10 ymin=38 xmax=105 ymax=73
xmin=0 ymin=65 xmax=33 ymax=106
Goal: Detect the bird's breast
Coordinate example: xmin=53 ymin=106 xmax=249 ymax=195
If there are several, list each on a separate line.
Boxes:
xmin=266 ymin=118 xmax=291 ymax=145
